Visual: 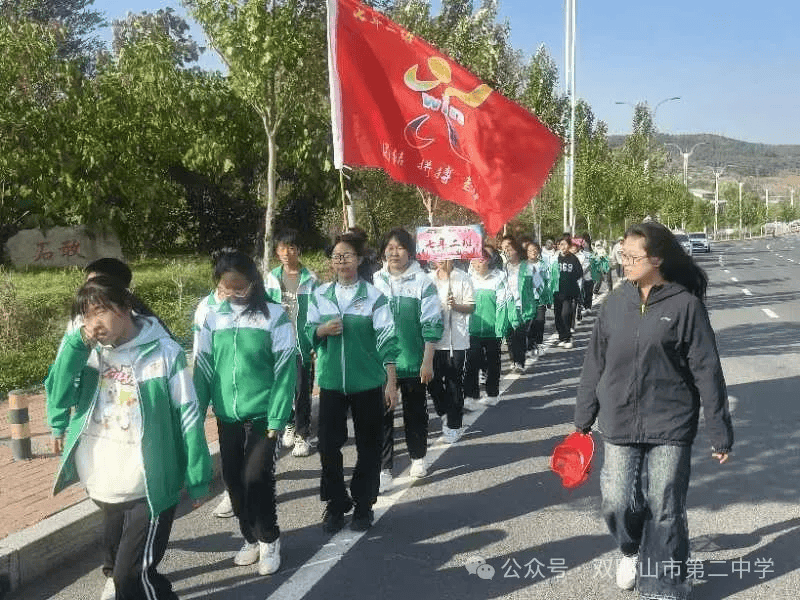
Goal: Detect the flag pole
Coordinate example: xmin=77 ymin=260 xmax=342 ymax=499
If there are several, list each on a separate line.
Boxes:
xmin=339 ymin=169 xmax=348 ymax=231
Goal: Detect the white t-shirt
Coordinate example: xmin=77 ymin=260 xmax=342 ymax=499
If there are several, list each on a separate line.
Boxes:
xmin=433 ymin=268 xmax=475 ymax=351
xmin=335 ymin=281 xmax=359 ymax=310
xmin=75 ymin=329 xmax=147 ymax=504
xmin=505 ymin=262 xmax=522 ymax=307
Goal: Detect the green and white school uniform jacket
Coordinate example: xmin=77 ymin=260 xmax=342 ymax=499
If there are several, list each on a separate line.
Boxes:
xmin=193 ymin=297 xmax=297 ymax=431
xmin=268 ymin=265 xmax=318 ymax=366
xmin=305 ymin=280 xmax=400 ymax=394
xmin=505 ymin=260 xmax=536 ymax=328
xmin=374 ymin=261 xmax=443 ymax=380
xmin=528 ymin=259 xmax=550 ymax=304
xmin=46 ymin=317 xmax=212 ymax=518
xmin=546 ymin=256 xmax=561 ymax=299
xmin=468 ymin=267 xmax=511 ymax=339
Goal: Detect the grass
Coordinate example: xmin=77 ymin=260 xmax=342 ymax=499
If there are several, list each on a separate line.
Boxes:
xmin=0 ymin=252 xmax=330 ymax=399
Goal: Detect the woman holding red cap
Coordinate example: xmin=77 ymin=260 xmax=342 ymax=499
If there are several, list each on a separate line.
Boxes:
xmin=575 ymin=221 xmax=733 ymax=600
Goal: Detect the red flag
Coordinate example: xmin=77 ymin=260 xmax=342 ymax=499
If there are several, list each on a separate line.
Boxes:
xmin=327 ymin=0 xmax=562 ymax=236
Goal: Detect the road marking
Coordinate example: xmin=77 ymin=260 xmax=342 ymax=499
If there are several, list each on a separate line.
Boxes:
xmin=723 ymin=269 xmax=730 ymax=274
xmin=742 ymin=289 xmax=752 ymax=296
xmin=730 ymin=276 xmax=739 ymax=282
xmin=762 ymin=308 xmax=780 ymax=319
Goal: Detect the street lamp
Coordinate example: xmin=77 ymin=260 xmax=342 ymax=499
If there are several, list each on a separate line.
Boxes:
xmin=708 ymin=165 xmax=727 ymax=238
xmin=665 ymin=142 xmax=707 ymax=187
xmin=615 ymin=96 xmax=680 ymax=171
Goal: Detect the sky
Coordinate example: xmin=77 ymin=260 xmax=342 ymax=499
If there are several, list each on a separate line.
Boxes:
xmin=90 ymin=0 xmax=800 ymax=146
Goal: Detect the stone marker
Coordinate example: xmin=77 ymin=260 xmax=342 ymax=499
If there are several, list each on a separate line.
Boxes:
xmin=5 ymin=226 xmax=123 ymax=269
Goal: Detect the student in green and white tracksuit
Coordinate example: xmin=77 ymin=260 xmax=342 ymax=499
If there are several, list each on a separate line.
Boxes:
xmin=193 ymin=250 xmax=296 ymax=576
xmin=374 ymin=228 xmax=443 ymax=486
xmin=306 ymin=233 xmax=400 ymax=534
xmin=47 ymin=276 xmax=212 ymax=600
xmin=526 ymin=242 xmax=550 ymax=355
xmin=464 ymin=248 xmax=511 ymax=406
xmin=500 ymin=235 xmax=535 ymax=372
xmin=268 ymin=229 xmax=319 ymax=457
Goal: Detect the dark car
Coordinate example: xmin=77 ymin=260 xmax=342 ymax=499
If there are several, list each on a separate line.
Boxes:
xmin=674 ymin=233 xmax=693 ymax=256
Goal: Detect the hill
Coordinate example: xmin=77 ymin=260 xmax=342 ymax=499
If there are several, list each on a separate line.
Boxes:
xmin=608 ymin=133 xmax=800 ymax=194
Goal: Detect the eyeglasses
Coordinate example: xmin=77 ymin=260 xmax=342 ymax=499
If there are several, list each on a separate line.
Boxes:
xmin=332 ymin=252 xmax=357 ymax=263
xmin=217 ymin=282 xmax=252 ymax=299
xmin=620 ymin=253 xmax=649 ymax=265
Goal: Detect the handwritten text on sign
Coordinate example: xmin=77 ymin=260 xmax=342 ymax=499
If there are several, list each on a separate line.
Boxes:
xmin=416 ymin=225 xmax=483 ymax=262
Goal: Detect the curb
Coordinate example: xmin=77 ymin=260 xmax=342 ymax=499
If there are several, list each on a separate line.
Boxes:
xmin=0 ymin=441 xmax=222 ymax=597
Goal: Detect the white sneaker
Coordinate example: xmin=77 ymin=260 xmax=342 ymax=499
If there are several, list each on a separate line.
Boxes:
xmin=258 ymin=538 xmax=281 ymax=575
xmin=483 ymin=395 xmax=499 ymax=406
xmin=409 ymin=458 xmax=427 ymax=478
xmin=616 ymin=554 xmax=638 ymax=590
xmin=440 ymin=425 xmax=462 ymax=444
xmin=379 ymin=469 xmax=393 ymax=493
xmin=463 ymin=397 xmax=481 ymax=412
xmin=212 ymin=492 xmax=234 ymax=518
xmin=512 ymin=364 xmax=524 ymax=374
xmin=563 ymin=341 xmax=573 ymax=349
xmin=234 ymin=541 xmax=260 ymax=566
xmin=282 ymin=425 xmax=296 ymax=448
xmin=292 ymin=436 xmax=312 ymax=457
xmin=99 ymin=577 xmax=115 ymax=600
xmin=557 ymin=341 xmax=566 ymax=348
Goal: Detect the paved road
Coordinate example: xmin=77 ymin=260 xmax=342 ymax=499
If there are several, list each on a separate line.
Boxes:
xmin=14 ymin=236 xmax=800 ymax=599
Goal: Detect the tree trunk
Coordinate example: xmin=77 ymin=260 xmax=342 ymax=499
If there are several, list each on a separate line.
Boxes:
xmin=261 ymin=113 xmax=277 ymax=272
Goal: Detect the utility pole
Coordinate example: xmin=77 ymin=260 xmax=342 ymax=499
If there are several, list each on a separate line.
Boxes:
xmin=562 ymin=0 xmax=576 ymax=233
xmin=738 ymin=181 xmax=744 ymax=240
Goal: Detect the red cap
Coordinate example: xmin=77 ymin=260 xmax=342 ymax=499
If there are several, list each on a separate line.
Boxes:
xmin=551 ymin=432 xmax=594 ymax=489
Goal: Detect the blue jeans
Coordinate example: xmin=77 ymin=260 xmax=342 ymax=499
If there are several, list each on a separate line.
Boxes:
xmin=601 ymin=442 xmax=693 ymax=600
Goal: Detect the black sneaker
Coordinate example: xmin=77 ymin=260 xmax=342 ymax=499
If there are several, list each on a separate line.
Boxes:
xmin=350 ymin=506 xmax=374 ymax=531
xmin=322 ymin=498 xmax=353 ymax=534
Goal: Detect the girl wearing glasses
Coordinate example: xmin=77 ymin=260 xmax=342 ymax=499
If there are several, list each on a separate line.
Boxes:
xmin=193 ymin=250 xmax=297 ymax=576
xmin=575 ymin=221 xmax=733 ymax=600
xmin=306 ymin=232 xmax=400 ymax=533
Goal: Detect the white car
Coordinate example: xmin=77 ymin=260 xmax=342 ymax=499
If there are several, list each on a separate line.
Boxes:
xmin=689 ymin=232 xmax=711 ymax=253
xmin=674 ymin=233 xmax=693 ymax=256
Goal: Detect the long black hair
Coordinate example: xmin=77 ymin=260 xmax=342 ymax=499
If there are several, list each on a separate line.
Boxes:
xmin=624 ymin=222 xmax=708 ymax=300
xmin=212 ymin=249 xmax=271 ymax=319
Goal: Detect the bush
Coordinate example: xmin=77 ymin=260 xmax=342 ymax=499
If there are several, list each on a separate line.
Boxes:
xmin=0 ymin=252 xmax=335 ymax=398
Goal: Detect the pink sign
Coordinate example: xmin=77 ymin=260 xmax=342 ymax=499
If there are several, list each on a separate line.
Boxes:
xmin=416 ymin=225 xmax=483 ymax=262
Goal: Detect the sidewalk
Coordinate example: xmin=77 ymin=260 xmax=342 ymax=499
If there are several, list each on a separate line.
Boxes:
xmin=0 ymin=391 xmax=221 ymax=596
xmin=0 ymin=393 xmax=219 ymax=540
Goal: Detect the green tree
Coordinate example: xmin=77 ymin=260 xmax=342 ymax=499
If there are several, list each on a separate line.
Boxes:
xmin=112 ymin=7 xmax=203 ymax=67
xmin=0 ymin=0 xmax=105 ymax=67
xmin=182 ymin=0 xmax=329 ymax=265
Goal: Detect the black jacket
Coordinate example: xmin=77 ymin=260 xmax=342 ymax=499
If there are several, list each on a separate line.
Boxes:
xmin=557 ymin=253 xmax=583 ymax=299
xmin=575 ymin=281 xmax=733 ymax=452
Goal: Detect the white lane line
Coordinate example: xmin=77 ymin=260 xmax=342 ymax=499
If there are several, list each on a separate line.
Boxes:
xmin=730 ymin=276 xmax=739 ymax=282
xmin=762 ymin=308 xmax=780 ymax=319
xmin=742 ymin=289 xmax=752 ymax=296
